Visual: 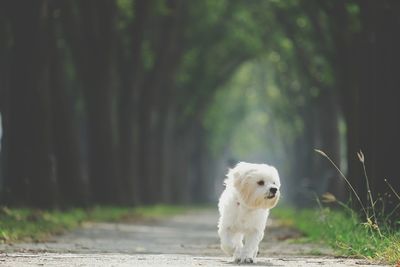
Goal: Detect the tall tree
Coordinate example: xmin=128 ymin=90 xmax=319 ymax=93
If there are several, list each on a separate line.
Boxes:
xmin=4 ymin=0 xmax=58 ymax=208
xmin=61 ymin=0 xmax=122 ymax=205
xmin=49 ymin=5 xmax=88 ymax=206
xmin=321 ymin=0 xmax=400 ymax=215
xmin=117 ymin=0 xmax=151 ymax=204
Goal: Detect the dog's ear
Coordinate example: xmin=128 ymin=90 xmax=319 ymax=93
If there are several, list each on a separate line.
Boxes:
xmin=231 ymin=168 xmax=244 ymax=190
xmin=229 ymin=162 xmax=254 ymax=189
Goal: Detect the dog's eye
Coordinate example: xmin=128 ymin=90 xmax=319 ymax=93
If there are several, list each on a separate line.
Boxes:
xmin=257 ymin=180 xmax=264 ymax=186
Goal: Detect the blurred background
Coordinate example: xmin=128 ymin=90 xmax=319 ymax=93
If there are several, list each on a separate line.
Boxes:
xmin=0 ymin=0 xmax=399 ymax=211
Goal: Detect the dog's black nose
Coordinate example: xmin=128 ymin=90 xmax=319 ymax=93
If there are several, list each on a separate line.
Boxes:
xmin=270 ymin=187 xmax=277 ymax=194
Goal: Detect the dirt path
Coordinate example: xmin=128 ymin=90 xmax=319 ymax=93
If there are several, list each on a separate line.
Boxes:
xmin=0 ymin=209 xmax=387 ymax=266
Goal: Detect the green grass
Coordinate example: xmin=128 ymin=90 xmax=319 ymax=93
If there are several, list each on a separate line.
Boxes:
xmin=273 ymin=207 xmax=400 ymax=264
xmin=0 ymin=205 xmax=189 ymax=243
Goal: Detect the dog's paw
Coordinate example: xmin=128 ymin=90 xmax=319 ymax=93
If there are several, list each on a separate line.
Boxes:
xmin=242 ymin=257 xmax=254 ymax=264
xmin=234 ymin=257 xmax=254 ymax=264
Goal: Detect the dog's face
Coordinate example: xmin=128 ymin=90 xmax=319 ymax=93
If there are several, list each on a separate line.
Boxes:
xmin=231 ymin=162 xmax=281 ymax=209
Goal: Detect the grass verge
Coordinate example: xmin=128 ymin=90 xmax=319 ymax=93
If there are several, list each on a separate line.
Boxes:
xmin=0 ymin=205 xmax=188 ymax=244
xmin=273 ymin=207 xmax=400 ymax=264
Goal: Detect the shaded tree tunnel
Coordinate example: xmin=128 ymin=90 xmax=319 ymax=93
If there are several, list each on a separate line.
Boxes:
xmin=0 ymin=0 xmax=399 ymax=218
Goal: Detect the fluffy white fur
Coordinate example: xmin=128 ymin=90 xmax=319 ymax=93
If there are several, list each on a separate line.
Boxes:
xmin=218 ymin=162 xmax=281 ymax=264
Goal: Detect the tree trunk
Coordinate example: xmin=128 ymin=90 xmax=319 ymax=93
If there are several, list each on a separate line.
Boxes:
xmin=312 ymin=89 xmax=345 ymax=201
xmin=49 ymin=12 xmax=89 ymax=207
xmin=356 ymin=1 xmax=400 ymax=216
xmin=136 ymin=0 xmax=186 ymax=204
xmin=63 ymin=0 xmax=122 ymax=205
xmin=118 ymin=0 xmax=150 ymax=205
xmin=330 ymin=0 xmax=400 ymax=216
xmin=4 ymin=0 xmax=58 ymax=208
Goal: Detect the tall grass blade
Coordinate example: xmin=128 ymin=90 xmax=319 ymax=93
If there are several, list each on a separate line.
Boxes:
xmin=314 ymin=149 xmax=368 ymax=219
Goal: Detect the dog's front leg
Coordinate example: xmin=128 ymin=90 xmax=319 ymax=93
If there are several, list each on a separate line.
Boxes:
xmin=219 ymin=227 xmax=243 ymax=256
xmin=235 ymin=230 xmax=263 ymax=264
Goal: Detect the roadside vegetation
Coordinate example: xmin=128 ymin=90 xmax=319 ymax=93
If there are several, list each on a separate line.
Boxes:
xmin=274 ymin=207 xmax=400 ymax=264
xmin=0 ymin=205 xmax=187 ymax=243
xmin=274 ymin=150 xmax=400 ymax=265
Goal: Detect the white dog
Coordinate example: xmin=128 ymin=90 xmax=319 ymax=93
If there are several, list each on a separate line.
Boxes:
xmin=218 ymin=162 xmax=281 ymax=264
